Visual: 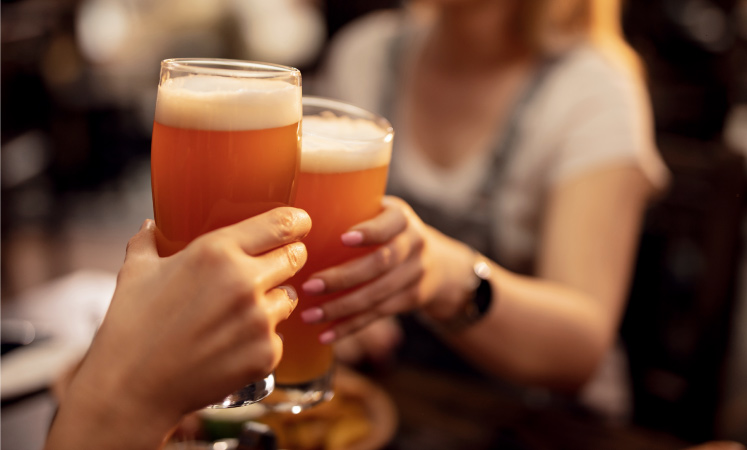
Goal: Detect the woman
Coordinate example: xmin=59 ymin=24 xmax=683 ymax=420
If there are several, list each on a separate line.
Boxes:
xmin=306 ymin=0 xmax=669 ymax=420
xmin=45 ymin=208 xmax=311 ymax=450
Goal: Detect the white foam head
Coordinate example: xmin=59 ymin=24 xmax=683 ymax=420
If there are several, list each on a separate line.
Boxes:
xmin=155 ymin=75 xmax=301 ymax=131
xmin=301 ymin=113 xmax=393 ymax=173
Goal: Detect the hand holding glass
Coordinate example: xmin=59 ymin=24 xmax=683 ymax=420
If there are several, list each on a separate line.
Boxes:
xmin=150 ymin=58 xmax=302 ymax=408
xmin=267 ymin=96 xmax=394 ymax=412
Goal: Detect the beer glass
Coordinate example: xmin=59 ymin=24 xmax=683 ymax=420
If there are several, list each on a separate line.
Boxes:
xmin=267 ymin=96 xmax=394 ymax=412
xmin=150 ymin=59 xmax=302 ymax=408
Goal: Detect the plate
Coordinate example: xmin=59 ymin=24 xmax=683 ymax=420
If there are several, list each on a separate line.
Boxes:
xmin=1 ymin=338 xmax=88 ymax=400
xmin=176 ymin=366 xmax=398 ymax=450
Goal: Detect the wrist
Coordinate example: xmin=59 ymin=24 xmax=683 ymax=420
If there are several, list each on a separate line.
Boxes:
xmin=49 ymin=389 xmax=175 ymax=450
xmin=49 ymin=352 xmax=179 ymax=450
xmin=421 ymin=251 xmax=495 ymax=333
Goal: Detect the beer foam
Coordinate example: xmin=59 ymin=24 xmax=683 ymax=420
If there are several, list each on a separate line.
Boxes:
xmin=155 ymin=75 xmax=301 ymax=130
xmin=301 ymin=113 xmax=393 ymax=173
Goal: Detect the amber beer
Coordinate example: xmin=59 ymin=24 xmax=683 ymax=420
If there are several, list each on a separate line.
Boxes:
xmin=150 ymin=59 xmax=301 ymax=408
xmin=272 ymin=97 xmax=393 ymax=411
xmin=151 ymin=60 xmax=302 ymax=256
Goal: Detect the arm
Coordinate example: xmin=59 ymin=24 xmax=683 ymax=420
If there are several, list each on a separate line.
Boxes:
xmin=299 ymin=166 xmax=653 ymax=391
xmin=443 ymin=165 xmax=654 ymax=390
xmin=45 ymin=208 xmax=311 ymax=450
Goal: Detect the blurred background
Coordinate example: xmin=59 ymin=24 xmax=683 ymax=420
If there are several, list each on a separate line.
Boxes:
xmin=1 ymin=0 xmax=746 ymax=447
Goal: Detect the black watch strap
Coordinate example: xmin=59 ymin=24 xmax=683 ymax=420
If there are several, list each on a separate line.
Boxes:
xmin=423 ymin=255 xmax=494 ymax=333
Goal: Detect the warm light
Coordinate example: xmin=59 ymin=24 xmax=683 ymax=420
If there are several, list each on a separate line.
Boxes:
xmin=75 ymin=0 xmax=132 ymax=63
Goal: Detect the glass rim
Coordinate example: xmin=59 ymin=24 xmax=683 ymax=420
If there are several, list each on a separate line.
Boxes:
xmin=302 ymin=96 xmax=394 ymax=145
xmin=160 ymin=58 xmax=301 ymax=79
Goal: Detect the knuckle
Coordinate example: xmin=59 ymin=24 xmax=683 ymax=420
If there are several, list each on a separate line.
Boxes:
xmin=363 ymin=292 xmax=381 ymax=310
xmin=333 ymin=268 xmax=357 ymax=291
xmin=244 ymin=307 xmax=272 ymax=334
xmin=268 ymin=208 xmax=298 ymax=241
xmin=351 ymin=312 xmax=378 ymax=334
xmin=412 ymin=232 xmax=426 ymax=251
xmin=225 ymin=272 xmax=255 ymax=301
xmin=191 ymin=235 xmax=231 ymax=267
xmin=248 ymin=345 xmax=277 ymax=379
xmin=413 ymin=258 xmax=426 ymax=279
xmin=326 ymin=297 xmax=356 ymax=320
xmin=280 ymin=242 xmax=307 ymax=275
xmin=408 ymin=283 xmax=426 ymax=308
xmin=373 ymin=245 xmax=396 ymax=273
xmin=376 ymin=300 xmax=399 ymax=316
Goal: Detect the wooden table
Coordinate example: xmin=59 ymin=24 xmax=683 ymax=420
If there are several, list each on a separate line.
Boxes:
xmin=364 ymin=363 xmax=692 ymax=450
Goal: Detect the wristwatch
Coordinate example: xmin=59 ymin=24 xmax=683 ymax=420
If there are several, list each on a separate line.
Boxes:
xmin=427 ymin=254 xmax=495 ymax=333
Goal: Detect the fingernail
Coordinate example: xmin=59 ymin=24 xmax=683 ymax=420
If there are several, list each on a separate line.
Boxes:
xmin=278 ymin=285 xmax=298 ymax=305
xmin=302 ymin=278 xmax=325 ymax=294
xmin=341 ymin=231 xmax=364 ymax=246
xmin=140 ymin=219 xmax=153 ymax=231
xmin=301 ymin=307 xmax=323 ymax=323
xmin=319 ymin=330 xmax=336 ymax=344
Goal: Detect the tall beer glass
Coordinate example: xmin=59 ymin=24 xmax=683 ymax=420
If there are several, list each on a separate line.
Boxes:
xmin=267 ymin=96 xmax=394 ymax=412
xmin=150 ymin=59 xmax=302 ymax=408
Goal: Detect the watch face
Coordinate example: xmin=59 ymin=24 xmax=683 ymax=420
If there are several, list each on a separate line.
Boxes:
xmin=473 ymin=276 xmax=493 ymax=317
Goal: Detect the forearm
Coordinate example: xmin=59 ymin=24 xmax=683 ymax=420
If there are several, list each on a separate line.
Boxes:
xmin=46 ymin=385 xmax=177 ymax=450
xmin=426 ymin=262 xmax=611 ymax=392
xmin=45 ymin=356 xmax=179 ymax=450
xmin=46 ymin=402 xmax=173 ymax=450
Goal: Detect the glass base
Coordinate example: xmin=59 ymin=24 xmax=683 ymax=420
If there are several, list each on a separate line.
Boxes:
xmin=205 ymin=373 xmax=275 ymax=409
xmin=263 ymin=369 xmax=334 ymax=413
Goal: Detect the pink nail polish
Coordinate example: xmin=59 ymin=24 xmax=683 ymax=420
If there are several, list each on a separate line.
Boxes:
xmin=302 ymin=278 xmax=325 ymax=294
xmin=319 ymin=330 xmax=336 ymax=344
xmin=341 ymin=231 xmax=364 ymax=246
xmin=301 ymin=308 xmax=323 ymax=323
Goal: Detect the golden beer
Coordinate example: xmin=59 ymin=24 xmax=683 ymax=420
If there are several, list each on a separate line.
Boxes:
xmin=150 ymin=59 xmax=301 ymax=408
xmin=271 ymin=97 xmax=393 ymax=411
xmin=151 ymin=66 xmax=302 ymax=256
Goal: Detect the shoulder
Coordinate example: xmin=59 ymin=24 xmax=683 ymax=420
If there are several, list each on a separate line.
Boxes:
xmin=527 ymin=43 xmax=670 ymax=189
xmin=530 ymin=42 xmax=653 ymax=144
xmin=546 ymin=43 xmax=644 ymax=115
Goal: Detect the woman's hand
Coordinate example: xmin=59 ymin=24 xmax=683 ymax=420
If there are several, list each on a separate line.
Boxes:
xmin=299 ymin=196 xmax=476 ymax=343
xmin=46 ymin=207 xmax=311 ymax=450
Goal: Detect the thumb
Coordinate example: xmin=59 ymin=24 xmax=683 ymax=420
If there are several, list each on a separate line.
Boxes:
xmin=124 ymin=219 xmax=159 ymax=263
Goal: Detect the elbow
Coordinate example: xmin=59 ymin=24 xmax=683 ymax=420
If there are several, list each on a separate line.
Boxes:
xmin=502 ymin=337 xmax=608 ymax=394
xmin=547 ymin=337 xmax=609 ymax=394
xmin=556 ymin=352 xmax=604 ymax=394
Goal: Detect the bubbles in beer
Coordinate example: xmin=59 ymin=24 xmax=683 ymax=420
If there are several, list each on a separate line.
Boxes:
xmin=301 ymin=113 xmax=393 ymax=173
xmin=155 ymin=75 xmax=301 ymax=131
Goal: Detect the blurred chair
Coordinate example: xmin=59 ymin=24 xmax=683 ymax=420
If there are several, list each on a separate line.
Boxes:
xmin=622 ymin=134 xmax=746 ymax=443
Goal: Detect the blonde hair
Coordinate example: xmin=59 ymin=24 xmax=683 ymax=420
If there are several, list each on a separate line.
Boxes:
xmin=521 ymin=0 xmax=644 ymax=80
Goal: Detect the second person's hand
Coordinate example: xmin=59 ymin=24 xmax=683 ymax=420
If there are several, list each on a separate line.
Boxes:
xmin=298 ymin=196 xmax=477 ymax=343
xmin=46 ymin=207 xmax=311 ymax=450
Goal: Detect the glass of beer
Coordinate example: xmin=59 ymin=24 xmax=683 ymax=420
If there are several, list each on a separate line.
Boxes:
xmin=267 ymin=96 xmax=394 ymax=412
xmin=150 ymin=58 xmax=302 ymax=408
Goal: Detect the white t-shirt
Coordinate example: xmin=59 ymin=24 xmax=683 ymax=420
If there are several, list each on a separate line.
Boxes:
xmin=316 ymin=9 xmax=669 ymax=272
xmin=315 ymin=9 xmax=670 ymax=420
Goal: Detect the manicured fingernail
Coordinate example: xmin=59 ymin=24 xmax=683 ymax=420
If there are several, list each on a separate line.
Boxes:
xmin=278 ymin=285 xmax=298 ymax=305
xmin=341 ymin=231 xmax=364 ymax=246
xmin=301 ymin=307 xmax=323 ymax=323
xmin=319 ymin=330 xmax=336 ymax=344
xmin=302 ymin=278 xmax=325 ymax=294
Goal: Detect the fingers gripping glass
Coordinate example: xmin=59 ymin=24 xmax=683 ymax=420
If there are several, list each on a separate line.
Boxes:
xmin=150 ymin=58 xmax=302 ymax=408
xmin=264 ymin=96 xmax=394 ymax=412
